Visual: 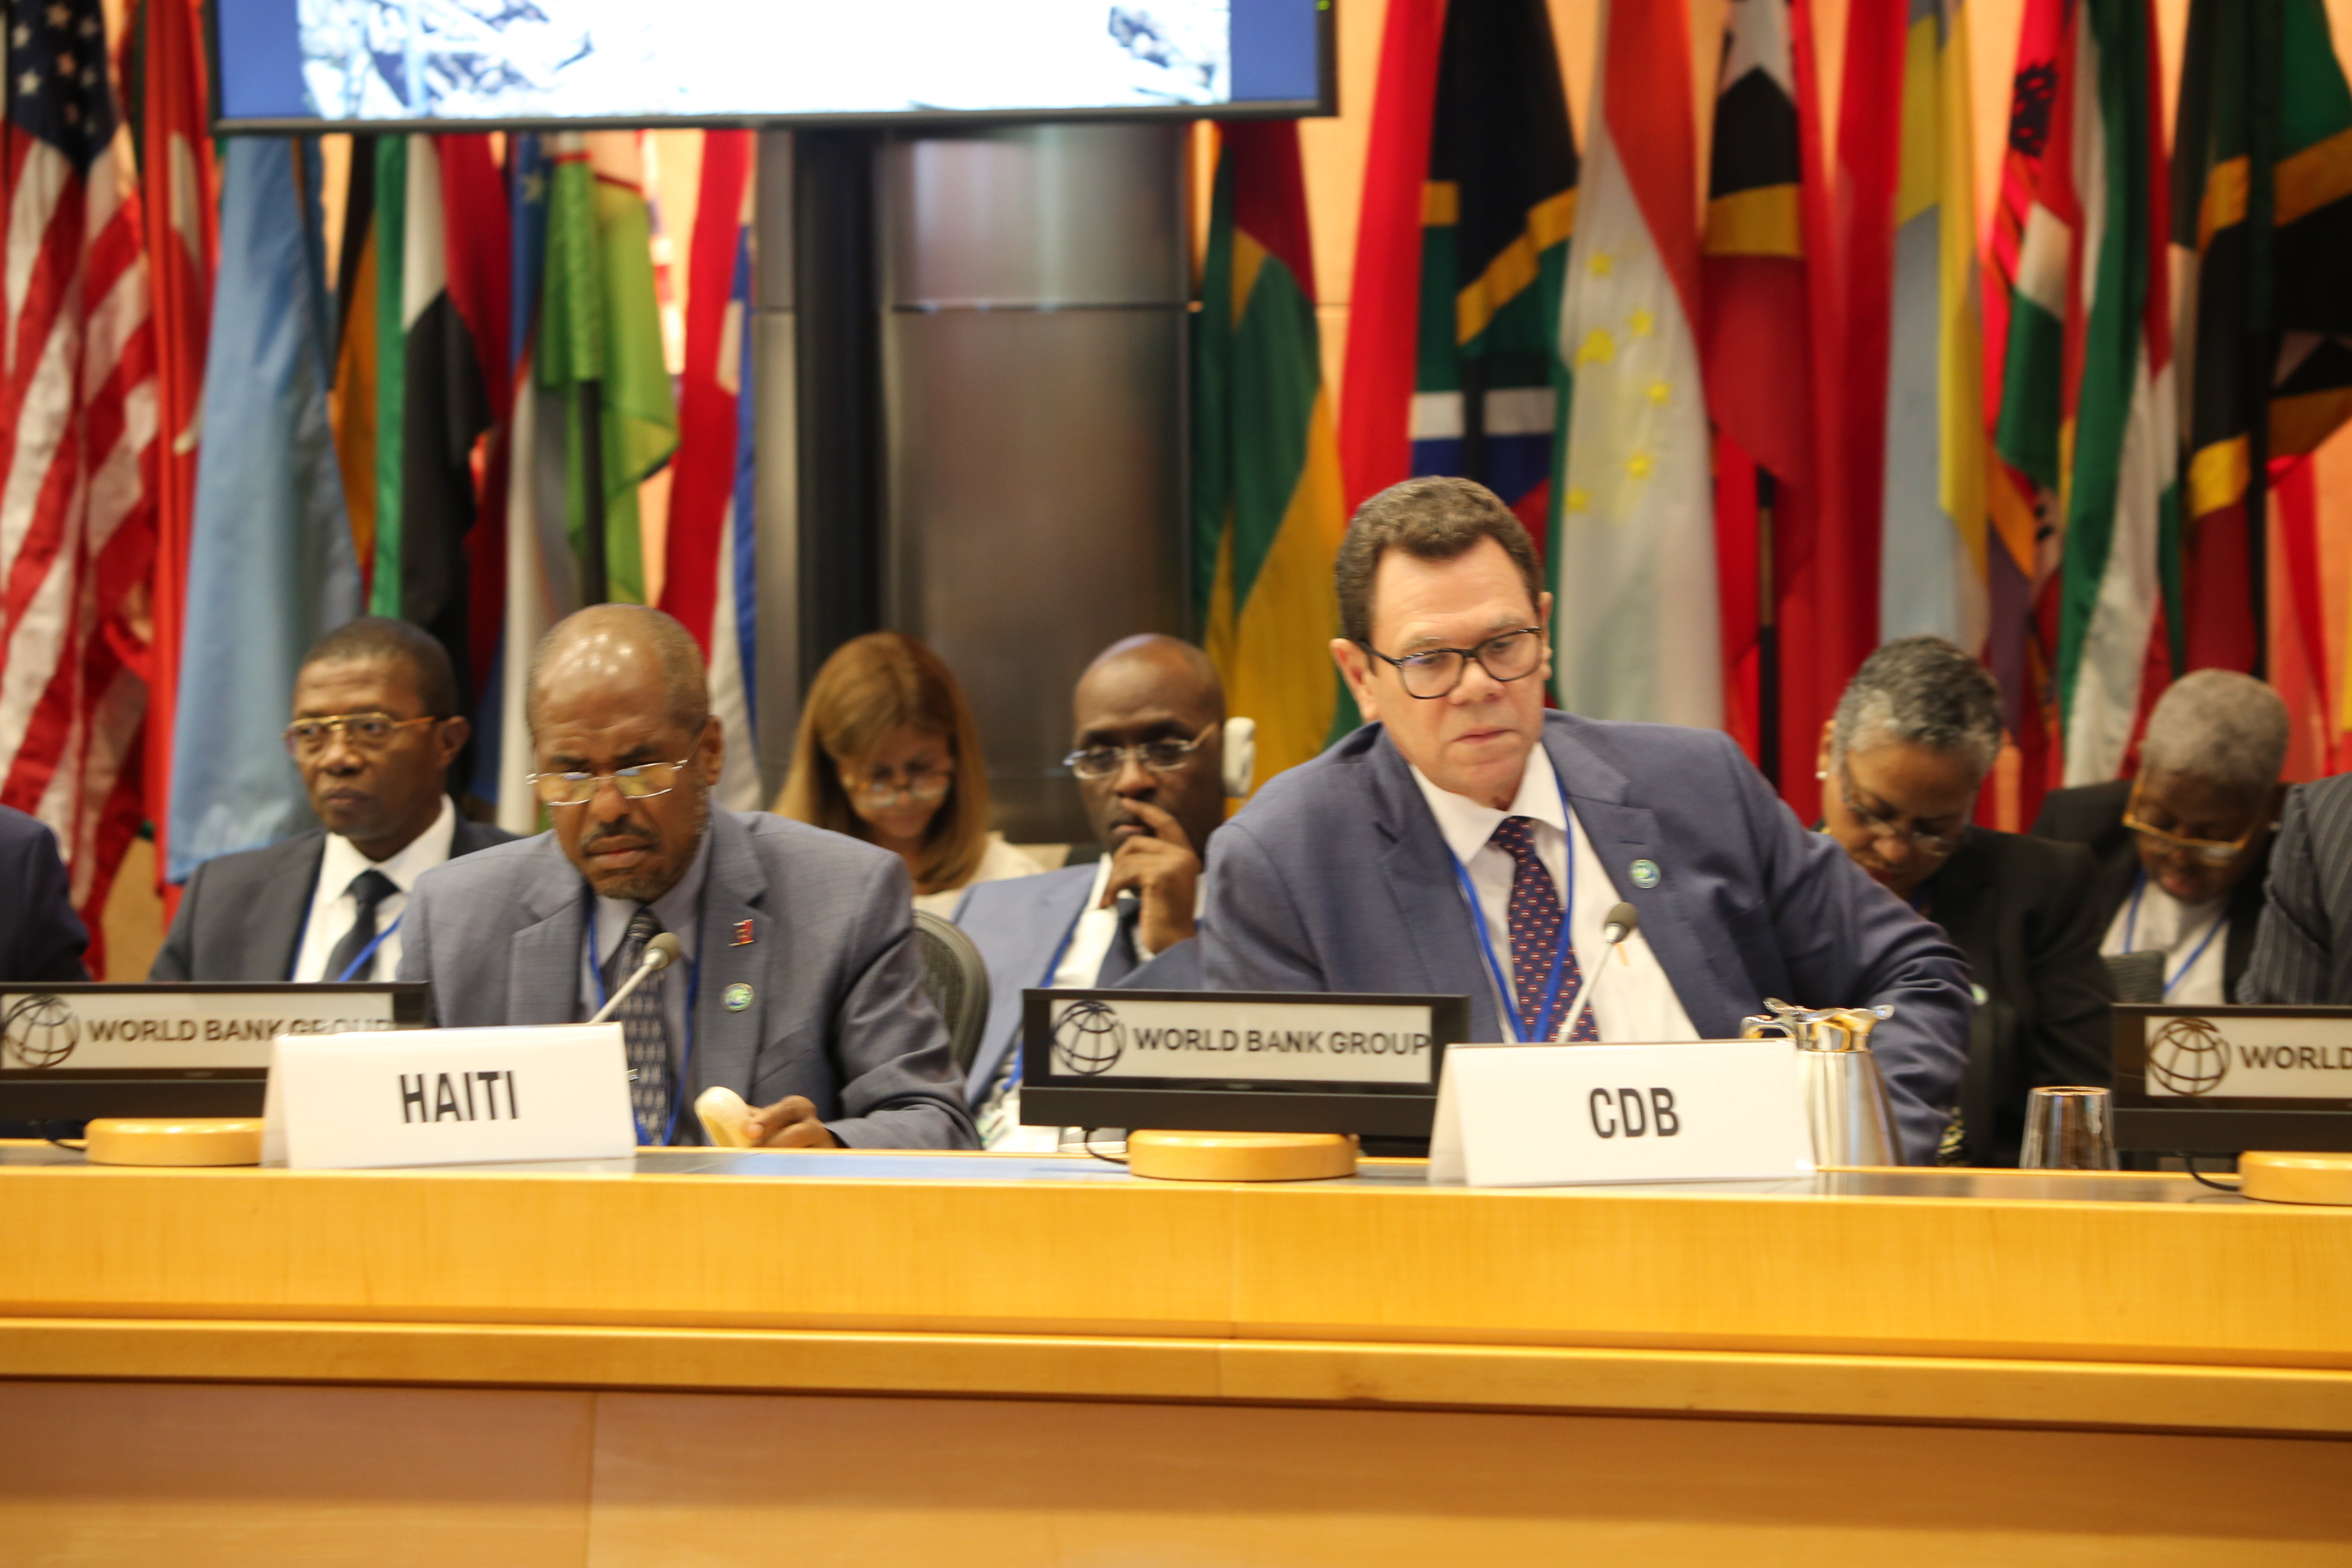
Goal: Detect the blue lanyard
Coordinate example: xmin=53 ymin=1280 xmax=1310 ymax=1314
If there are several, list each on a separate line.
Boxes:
xmin=332 ymin=913 xmax=404 ymax=983
xmin=2122 ymin=870 xmax=2228 ymax=998
xmin=1002 ymin=899 xmax=1089 ymax=1096
xmin=587 ymin=901 xmax=699 ymax=1147
xmin=1446 ymin=770 xmax=1576 ymax=1043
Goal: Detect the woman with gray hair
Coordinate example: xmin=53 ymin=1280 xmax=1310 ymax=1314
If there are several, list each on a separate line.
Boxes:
xmin=1819 ymin=637 xmax=2113 ymax=1167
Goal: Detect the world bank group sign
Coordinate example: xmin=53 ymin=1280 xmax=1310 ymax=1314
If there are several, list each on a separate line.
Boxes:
xmin=1018 ymin=989 xmax=1471 ymax=1136
xmin=2113 ymin=1004 xmax=2352 ymax=1153
xmin=0 ymin=983 xmax=429 ymax=1120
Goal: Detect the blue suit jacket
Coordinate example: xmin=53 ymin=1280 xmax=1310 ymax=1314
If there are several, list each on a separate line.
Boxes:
xmin=954 ymin=864 xmax=1203 ymax=1104
xmin=1202 ymin=714 xmax=1973 ymax=1163
xmin=0 ymin=805 xmax=88 ymax=982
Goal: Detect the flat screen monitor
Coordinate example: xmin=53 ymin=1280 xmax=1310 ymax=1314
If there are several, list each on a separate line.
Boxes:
xmin=212 ymin=0 xmax=1332 ymax=132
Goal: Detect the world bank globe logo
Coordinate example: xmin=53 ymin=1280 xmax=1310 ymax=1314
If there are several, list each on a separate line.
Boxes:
xmin=2 ymin=993 xmax=79 ymax=1069
xmin=2148 ymin=1016 xmax=2230 ymax=1096
xmin=1052 ymin=999 xmax=1126 ymax=1076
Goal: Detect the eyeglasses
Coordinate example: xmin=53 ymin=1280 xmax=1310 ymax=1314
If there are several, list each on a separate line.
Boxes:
xmin=1360 ymin=627 xmax=1545 ymax=700
xmin=847 ymin=762 xmax=953 ymax=808
xmin=2123 ymin=779 xmax=2260 ymax=865
xmin=1064 ymin=726 xmax=1213 ymax=781
xmin=527 ymin=759 xmax=695 ymax=806
xmin=283 ymin=712 xmax=438 ymax=756
xmin=1838 ymin=763 xmax=1969 ymax=857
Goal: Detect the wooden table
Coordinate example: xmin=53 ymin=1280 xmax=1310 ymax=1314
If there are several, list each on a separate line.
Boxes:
xmin=1 ymin=1144 xmax=2347 ymax=1565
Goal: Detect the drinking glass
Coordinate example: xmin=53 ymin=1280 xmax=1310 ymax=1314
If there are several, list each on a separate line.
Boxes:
xmin=2019 ymin=1086 xmax=2118 ymax=1170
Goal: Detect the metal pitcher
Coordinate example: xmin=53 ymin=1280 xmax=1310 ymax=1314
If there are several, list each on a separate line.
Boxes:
xmin=1739 ymin=998 xmax=1903 ymax=1168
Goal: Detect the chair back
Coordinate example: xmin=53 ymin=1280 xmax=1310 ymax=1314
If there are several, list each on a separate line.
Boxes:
xmin=2104 ymin=949 xmax=2166 ymax=1005
xmin=912 ymin=909 xmax=992 ymax=1077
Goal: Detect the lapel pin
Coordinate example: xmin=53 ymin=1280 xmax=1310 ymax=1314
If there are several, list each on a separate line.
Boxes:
xmin=724 ymin=982 xmax=755 ymax=1011
xmin=732 ymin=919 xmax=755 ymax=946
xmin=1630 ymin=859 xmax=1661 ymax=890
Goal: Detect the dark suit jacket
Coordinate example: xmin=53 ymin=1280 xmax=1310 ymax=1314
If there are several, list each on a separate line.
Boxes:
xmin=1917 ymin=827 xmax=2115 ymax=1167
xmin=2243 ymin=773 xmax=2352 ymax=1004
xmin=150 ymin=808 xmax=514 ymax=982
xmin=2031 ymin=778 xmax=2271 ymax=999
xmin=0 ymin=805 xmax=89 ymax=982
xmin=397 ymin=809 xmax=975 ymax=1148
xmin=1205 ymin=714 xmax=1975 ymax=1164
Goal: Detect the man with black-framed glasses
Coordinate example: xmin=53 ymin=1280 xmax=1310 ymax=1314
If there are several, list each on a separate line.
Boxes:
xmin=397 ymin=604 xmax=974 ymax=1150
xmin=152 ymin=618 xmax=513 ymax=983
xmin=1202 ymin=477 xmax=1972 ymax=1164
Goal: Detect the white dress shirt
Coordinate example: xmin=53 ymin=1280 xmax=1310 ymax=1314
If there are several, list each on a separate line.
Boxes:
xmin=2102 ymin=873 xmax=2230 ymax=1005
xmin=1409 ymin=747 xmax=1699 ymax=1044
xmin=289 ymin=797 xmax=459 ymax=982
xmin=579 ymin=827 xmax=714 ymax=1080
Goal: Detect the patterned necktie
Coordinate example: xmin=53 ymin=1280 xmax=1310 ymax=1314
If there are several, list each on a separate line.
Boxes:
xmin=606 ymin=908 xmax=672 ymax=1141
xmin=325 ymin=869 xmax=398 ymax=982
xmin=1490 ymin=817 xmax=1598 ymax=1041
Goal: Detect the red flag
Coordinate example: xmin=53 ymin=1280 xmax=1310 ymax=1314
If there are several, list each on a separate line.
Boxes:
xmin=435 ymin=135 xmax=513 ymax=713
xmin=663 ymin=131 xmax=753 ymax=656
xmin=1 ymin=0 xmax=159 ymax=968
xmin=1335 ymin=0 xmax=1445 ymax=513
xmin=137 ymin=0 xmax=216 ymax=910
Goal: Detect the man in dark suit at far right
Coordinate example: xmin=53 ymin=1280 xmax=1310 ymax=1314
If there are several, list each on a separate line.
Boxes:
xmin=152 ymin=618 xmax=511 ymax=984
xmin=2034 ymin=671 xmax=2288 ymax=1005
xmin=0 ymin=805 xmax=89 ymax=982
xmin=2242 ymin=772 xmax=2352 ymax=1005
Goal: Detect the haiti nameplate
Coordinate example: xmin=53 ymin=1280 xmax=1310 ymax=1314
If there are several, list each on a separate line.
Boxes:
xmin=0 ymin=983 xmax=428 ymax=1120
xmin=2113 ymin=1004 xmax=2352 ymax=1153
xmin=261 ymin=1023 xmax=639 ymax=1169
xmin=1018 ymin=989 xmax=1470 ymax=1136
xmin=1427 ymin=1040 xmax=1812 ymax=1187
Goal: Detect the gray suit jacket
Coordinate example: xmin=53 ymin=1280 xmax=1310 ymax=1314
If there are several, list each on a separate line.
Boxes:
xmin=952 ymin=865 xmax=1203 ymax=1102
xmin=2243 ymin=773 xmax=2352 ymax=1004
xmin=151 ymin=811 xmax=513 ymax=982
xmin=1204 ymin=714 xmax=1975 ymax=1164
xmin=398 ymin=808 xmax=976 ymax=1149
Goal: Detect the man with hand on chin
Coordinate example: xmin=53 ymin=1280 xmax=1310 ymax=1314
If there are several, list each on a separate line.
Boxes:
xmin=400 ymin=604 xmax=973 ymax=1150
xmin=1203 ymin=477 xmax=1971 ymax=1164
xmin=956 ymin=634 xmax=1229 ymax=1145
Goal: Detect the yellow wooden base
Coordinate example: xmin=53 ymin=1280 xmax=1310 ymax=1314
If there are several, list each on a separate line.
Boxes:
xmin=1126 ymin=1130 xmax=1358 ymax=1182
xmin=83 ymin=1118 xmax=263 ymax=1168
xmin=2241 ymin=1151 xmax=2352 ymax=1207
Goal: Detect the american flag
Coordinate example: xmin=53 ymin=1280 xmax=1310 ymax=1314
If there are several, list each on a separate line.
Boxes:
xmin=1 ymin=0 xmax=157 ymax=953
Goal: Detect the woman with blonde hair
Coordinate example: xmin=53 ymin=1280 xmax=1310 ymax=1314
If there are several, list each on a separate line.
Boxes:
xmin=776 ymin=632 xmax=1041 ymax=914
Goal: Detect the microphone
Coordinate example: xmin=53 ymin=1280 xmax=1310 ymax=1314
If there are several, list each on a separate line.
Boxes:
xmin=1553 ymin=902 xmax=1639 ymax=1043
xmin=589 ymin=931 xmax=683 ymax=1025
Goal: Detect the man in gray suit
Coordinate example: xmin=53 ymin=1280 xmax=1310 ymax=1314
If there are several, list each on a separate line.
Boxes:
xmin=2242 ymin=774 xmax=2352 ymax=1004
xmin=1204 ymin=477 xmax=1972 ymax=1164
xmin=399 ymin=604 xmax=973 ymax=1149
xmin=954 ymin=635 xmax=1225 ymax=1143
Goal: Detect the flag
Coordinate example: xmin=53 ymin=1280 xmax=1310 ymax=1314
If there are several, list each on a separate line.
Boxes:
xmin=136 ymin=0 xmax=217 ymax=905
xmin=539 ymin=131 xmax=677 ymax=606
xmin=167 ymin=136 xmax=361 ymax=877
xmin=328 ymin=135 xmax=380 ymax=586
xmin=2172 ymin=0 xmax=2352 ymax=675
xmin=661 ymin=130 xmax=762 ymax=811
xmin=1552 ymin=0 xmax=1718 ymax=727
xmin=2038 ymin=0 xmax=2180 ymax=784
xmin=1698 ymin=0 xmax=1834 ymax=800
xmin=0 ymin=0 xmax=158 ymax=948
xmin=1193 ymin=121 xmax=1350 ymax=786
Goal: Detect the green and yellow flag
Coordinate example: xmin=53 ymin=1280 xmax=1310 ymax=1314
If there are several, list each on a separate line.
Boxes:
xmin=1194 ymin=121 xmax=1350 ymax=786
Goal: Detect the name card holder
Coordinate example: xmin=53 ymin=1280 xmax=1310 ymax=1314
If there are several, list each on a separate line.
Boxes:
xmin=1428 ymin=1040 xmax=1813 ymax=1187
xmin=261 ymin=1024 xmax=639 ymax=1170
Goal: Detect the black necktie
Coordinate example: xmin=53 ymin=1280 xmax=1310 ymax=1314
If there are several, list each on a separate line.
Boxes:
xmin=1094 ymin=893 xmax=1141 ymax=986
xmin=606 ymin=908 xmax=672 ymax=1141
xmin=325 ymin=869 xmax=398 ymax=982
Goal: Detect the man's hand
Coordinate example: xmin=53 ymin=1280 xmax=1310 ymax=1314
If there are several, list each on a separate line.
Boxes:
xmin=744 ymin=1094 xmax=843 ymax=1148
xmin=1101 ymin=798 xmax=1202 ymax=955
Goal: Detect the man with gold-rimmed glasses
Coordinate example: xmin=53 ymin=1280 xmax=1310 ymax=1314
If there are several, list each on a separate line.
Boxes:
xmin=153 ymin=619 xmax=513 ymax=983
xmin=396 ymin=604 xmax=974 ymax=1150
xmin=2034 ymin=670 xmax=2290 ymax=1005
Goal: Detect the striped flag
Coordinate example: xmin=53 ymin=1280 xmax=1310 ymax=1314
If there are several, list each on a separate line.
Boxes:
xmin=1194 ymin=120 xmax=1348 ymax=784
xmin=1552 ymin=0 xmax=1718 ymax=728
xmin=0 ymin=0 xmax=158 ymax=945
xmin=660 ymin=130 xmax=762 ymax=811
